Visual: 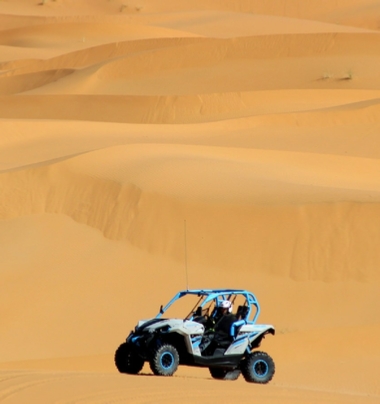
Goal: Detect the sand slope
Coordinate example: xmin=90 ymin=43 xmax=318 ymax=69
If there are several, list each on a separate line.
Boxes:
xmin=0 ymin=1 xmax=380 ymax=403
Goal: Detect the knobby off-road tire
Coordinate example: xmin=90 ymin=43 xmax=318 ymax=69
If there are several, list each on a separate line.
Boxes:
xmin=241 ymin=351 xmax=275 ymax=384
xmin=149 ymin=344 xmax=179 ymax=376
xmin=114 ymin=343 xmax=144 ymax=374
xmin=209 ymin=367 xmax=241 ymax=381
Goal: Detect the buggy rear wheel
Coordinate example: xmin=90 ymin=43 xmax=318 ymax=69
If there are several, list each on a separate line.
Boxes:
xmin=209 ymin=367 xmax=241 ymax=381
xmin=149 ymin=344 xmax=179 ymax=376
xmin=114 ymin=342 xmax=144 ymax=374
xmin=242 ymin=351 xmax=275 ymax=384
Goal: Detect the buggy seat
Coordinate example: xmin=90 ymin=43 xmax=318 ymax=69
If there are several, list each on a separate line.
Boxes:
xmin=230 ymin=319 xmax=246 ymax=339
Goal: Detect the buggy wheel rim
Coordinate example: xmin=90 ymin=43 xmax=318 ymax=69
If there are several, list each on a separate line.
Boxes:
xmin=160 ymin=352 xmax=174 ymax=369
xmin=252 ymin=359 xmax=269 ymax=378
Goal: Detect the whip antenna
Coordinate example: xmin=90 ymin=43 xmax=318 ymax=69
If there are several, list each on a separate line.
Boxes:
xmin=184 ymin=219 xmax=189 ymax=290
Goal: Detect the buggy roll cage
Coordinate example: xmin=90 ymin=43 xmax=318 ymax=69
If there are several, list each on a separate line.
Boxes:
xmin=156 ymin=289 xmax=260 ymax=324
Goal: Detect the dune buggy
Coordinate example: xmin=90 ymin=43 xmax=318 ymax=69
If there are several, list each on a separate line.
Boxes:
xmin=115 ymin=288 xmax=275 ymax=383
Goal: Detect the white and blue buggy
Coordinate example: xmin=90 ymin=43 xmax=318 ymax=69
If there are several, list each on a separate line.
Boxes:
xmin=115 ymin=289 xmax=275 ymax=383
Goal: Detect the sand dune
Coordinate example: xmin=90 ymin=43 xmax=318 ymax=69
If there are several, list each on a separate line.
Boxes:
xmin=0 ymin=22 xmax=200 ymax=50
xmin=1 ymin=1 xmax=380 ymax=403
xmin=2 ymin=144 xmax=380 ymax=285
xmin=1 ymin=93 xmax=380 ymax=124
xmin=127 ymin=10 xmax=378 ymax=38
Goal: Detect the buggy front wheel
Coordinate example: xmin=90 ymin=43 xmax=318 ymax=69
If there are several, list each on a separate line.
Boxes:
xmin=114 ymin=343 xmax=144 ymax=374
xmin=149 ymin=344 xmax=179 ymax=376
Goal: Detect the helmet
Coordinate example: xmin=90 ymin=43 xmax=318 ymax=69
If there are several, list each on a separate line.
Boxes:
xmin=219 ymin=300 xmax=233 ymax=313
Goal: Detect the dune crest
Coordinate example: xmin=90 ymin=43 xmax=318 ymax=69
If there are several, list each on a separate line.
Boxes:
xmin=1 ymin=146 xmax=380 ymax=283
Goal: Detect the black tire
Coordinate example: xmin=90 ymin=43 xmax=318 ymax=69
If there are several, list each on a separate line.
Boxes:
xmin=209 ymin=367 xmax=241 ymax=381
xmin=114 ymin=343 xmax=144 ymax=374
xmin=149 ymin=344 xmax=179 ymax=376
xmin=241 ymin=351 xmax=275 ymax=384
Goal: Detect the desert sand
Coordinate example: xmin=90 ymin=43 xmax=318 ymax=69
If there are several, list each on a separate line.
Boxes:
xmin=1 ymin=0 xmax=380 ymax=403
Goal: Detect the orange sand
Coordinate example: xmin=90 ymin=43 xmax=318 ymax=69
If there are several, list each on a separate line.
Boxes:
xmin=1 ymin=1 xmax=380 ymax=403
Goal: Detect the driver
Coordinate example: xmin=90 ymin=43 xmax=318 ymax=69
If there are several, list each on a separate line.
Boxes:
xmin=200 ymin=300 xmax=237 ymax=354
xmin=212 ymin=300 xmax=237 ymax=348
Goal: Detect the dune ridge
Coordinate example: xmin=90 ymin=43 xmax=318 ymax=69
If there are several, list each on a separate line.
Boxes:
xmin=2 ymin=93 xmax=380 ymax=124
xmin=1 ymin=145 xmax=380 ymax=283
